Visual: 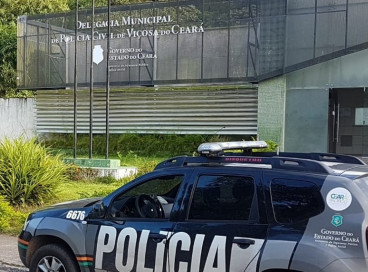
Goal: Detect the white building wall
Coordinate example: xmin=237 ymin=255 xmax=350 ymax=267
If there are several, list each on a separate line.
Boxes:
xmin=0 ymin=98 xmax=35 ymax=141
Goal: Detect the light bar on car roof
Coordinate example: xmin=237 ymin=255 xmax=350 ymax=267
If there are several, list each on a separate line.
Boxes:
xmin=198 ymin=141 xmax=268 ymax=155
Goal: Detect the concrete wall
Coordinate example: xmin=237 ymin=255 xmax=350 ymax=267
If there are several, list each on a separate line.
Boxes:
xmin=0 ymin=98 xmax=35 ymax=141
xmin=258 ymin=76 xmax=286 ymax=150
xmin=284 ymin=88 xmax=329 ymax=152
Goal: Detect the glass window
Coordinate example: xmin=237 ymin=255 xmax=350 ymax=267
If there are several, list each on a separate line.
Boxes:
xmin=189 ymin=175 xmax=255 ymax=221
xmin=110 ymin=175 xmax=183 ymax=219
xmin=271 ymin=179 xmax=324 ymax=223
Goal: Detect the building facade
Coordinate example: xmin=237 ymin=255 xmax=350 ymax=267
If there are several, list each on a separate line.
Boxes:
xmin=17 ymin=0 xmax=368 ymax=156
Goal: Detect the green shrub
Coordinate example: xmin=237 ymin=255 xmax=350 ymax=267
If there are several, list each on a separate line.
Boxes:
xmin=0 ymin=196 xmax=13 ymax=230
xmin=94 ymin=175 xmax=118 ymax=184
xmin=40 ymin=133 xmax=236 ymax=158
xmin=0 ymin=138 xmax=68 ymax=206
xmin=66 ymin=164 xmax=99 ymax=181
xmin=255 ymin=139 xmax=279 ymax=152
xmin=0 ymin=196 xmax=26 ymax=234
xmin=263 ymin=140 xmax=279 ymax=152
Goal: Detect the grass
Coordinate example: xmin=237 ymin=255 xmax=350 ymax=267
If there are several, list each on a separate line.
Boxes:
xmin=1 ymin=180 xmax=124 ymax=236
xmin=4 ymin=180 xmax=126 ymax=236
xmin=55 ymin=180 xmax=122 ymax=202
xmin=53 ymin=153 xmax=169 ymax=203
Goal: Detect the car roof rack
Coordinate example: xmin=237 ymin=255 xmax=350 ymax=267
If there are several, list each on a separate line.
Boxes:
xmin=255 ymin=152 xmax=366 ymax=165
xmin=154 ymin=155 xmax=332 ymax=174
xmin=155 ymin=141 xmax=365 ymax=174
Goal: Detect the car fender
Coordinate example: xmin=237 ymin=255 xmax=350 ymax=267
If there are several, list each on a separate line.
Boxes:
xmin=34 ymin=217 xmax=88 ymax=256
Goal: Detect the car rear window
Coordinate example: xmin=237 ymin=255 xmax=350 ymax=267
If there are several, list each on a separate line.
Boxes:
xmin=271 ymin=178 xmax=325 ymax=224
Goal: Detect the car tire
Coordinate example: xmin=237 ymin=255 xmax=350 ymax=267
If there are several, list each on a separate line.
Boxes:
xmin=29 ymin=244 xmax=79 ymax=272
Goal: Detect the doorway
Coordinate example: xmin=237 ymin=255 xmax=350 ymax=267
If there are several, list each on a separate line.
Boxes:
xmin=329 ymin=88 xmax=368 ymax=157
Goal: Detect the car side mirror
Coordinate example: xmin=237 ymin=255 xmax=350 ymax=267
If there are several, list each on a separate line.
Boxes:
xmin=89 ymin=201 xmax=106 ymax=219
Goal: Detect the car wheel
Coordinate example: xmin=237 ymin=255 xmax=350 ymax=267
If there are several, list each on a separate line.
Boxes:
xmin=30 ymin=244 xmax=79 ymax=272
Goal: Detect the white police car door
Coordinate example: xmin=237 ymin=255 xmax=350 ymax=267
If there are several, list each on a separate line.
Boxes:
xmin=88 ymin=173 xmax=186 ymax=272
xmin=168 ymin=169 xmax=267 ymax=272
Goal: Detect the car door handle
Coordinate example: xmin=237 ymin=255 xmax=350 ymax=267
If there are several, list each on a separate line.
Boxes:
xmin=233 ymin=238 xmax=255 ymax=249
xmin=149 ymin=233 xmax=167 ymax=243
xmin=111 ymin=220 xmax=125 ymax=225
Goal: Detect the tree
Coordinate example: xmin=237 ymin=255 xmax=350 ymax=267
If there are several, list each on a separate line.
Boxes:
xmin=0 ymin=23 xmax=17 ymax=97
xmin=0 ymin=0 xmax=70 ymax=97
xmin=0 ymin=0 xmax=70 ymax=24
xmin=73 ymin=0 xmax=157 ymax=9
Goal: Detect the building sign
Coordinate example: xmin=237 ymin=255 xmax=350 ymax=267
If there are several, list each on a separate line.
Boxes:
xmin=49 ymin=14 xmax=204 ymax=75
xmin=52 ymin=16 xmax=204 ymax=44
xmin=17 ymin=0 xmax=260 ymax=90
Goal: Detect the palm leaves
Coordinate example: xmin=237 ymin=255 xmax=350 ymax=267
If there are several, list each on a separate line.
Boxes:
xmin=0 ymin=138 xmax=67 ymax=205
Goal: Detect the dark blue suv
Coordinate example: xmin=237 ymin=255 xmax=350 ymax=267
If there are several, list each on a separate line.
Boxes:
xmin=18 ymin=141 xmax=368 ymax=272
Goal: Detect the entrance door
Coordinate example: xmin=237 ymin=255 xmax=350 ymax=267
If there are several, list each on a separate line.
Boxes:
xmin=329 ymin=88 xmax=368 ymax=157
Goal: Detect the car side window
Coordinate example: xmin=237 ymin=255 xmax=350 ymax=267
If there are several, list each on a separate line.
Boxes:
xmin=110 ymin=175 xmax=183 ymax=219
xmin=271 ymin=179 xmax=325 ymax=223
xmin=188 ymin=175 xmax=255 ymax=221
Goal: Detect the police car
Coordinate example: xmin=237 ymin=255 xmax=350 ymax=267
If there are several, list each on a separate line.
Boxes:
xmin=18 ymin=141 xmax=368 ymax=272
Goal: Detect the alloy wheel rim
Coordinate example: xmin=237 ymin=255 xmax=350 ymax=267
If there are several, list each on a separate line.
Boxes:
xmin=37 ymin=256 xmax=65 ymax=272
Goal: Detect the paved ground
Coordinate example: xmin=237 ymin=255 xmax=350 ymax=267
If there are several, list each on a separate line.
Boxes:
xmin=0 ymin=235 xmax=27 ymax=272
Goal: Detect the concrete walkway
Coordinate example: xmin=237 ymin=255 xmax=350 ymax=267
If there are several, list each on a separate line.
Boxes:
xmin=0 ymin=234 xmax=25 ymax=268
